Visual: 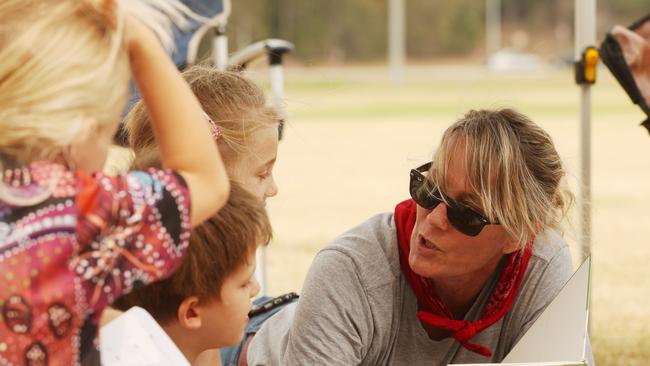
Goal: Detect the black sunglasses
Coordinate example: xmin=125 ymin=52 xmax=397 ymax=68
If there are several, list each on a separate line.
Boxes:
xmin=409 ymin=162 xmax=498 ymax=237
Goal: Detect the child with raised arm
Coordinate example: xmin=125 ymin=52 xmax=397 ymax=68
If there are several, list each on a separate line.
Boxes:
xmin=0 ymin=1 xmax=228 ymax=364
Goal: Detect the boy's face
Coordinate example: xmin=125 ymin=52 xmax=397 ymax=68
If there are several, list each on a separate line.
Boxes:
xmin=198 ymin=250 xmax=260 ymax=348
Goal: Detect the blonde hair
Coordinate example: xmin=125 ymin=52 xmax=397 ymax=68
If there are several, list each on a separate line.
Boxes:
xmin=0 ymin=0 xmax=191 ymax=166
xmin=126 ymin=65 xmax=279 ymax=170
xmin=431 ymin=108 xmax=574 ymax=247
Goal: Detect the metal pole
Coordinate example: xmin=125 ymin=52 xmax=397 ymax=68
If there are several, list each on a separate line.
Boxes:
xmin=485 ymin=0 xmax=501 ymax=60
xmin=575 ymin=0 xmax=596 ymax=335
xmin=388 ymin=0 xmax=405 ymax=85
xmin=578 ymin=85 xmax=592 ymax=260
xmin=574 ymin=0 xmax=596 ymax=261
xmin=213 ymin=25 xmax=228 ymax=70
xmin=270 ymin=64 xmax=285 ymax=113
xmin=257 ymin=64 xmax=286 ymax=295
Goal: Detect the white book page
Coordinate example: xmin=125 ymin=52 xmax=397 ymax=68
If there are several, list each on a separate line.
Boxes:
xmin=100 ymin=306 xmax=190 ymax=366
xmin=452 ymin=362 xmax=586 ymax=366
xmin=450 ymin=257 xmax=591 ymax=366
xmin=503 ymin=258 xmax=590 ymax=364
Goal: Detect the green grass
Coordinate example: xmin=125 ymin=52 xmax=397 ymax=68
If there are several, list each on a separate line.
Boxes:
xmin=276 ymin=67 xmax=643 ymax=121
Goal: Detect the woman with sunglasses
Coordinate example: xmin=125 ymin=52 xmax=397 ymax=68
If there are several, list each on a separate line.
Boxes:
xmin=235 ymin=108 xmax=584 ymax=366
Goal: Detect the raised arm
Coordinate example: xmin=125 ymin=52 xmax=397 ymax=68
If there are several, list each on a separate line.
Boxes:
xmin=126 ymin=18 xmax=229 ymax=227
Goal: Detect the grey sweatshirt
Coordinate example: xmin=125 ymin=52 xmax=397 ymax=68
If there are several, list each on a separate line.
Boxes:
xmin=248 ymin=212 xmax=579 ymax=365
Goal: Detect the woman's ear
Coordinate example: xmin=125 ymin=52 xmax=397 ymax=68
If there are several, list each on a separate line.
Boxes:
xmin=177 ymin=296 xmax=202 ymax=330
xmin=502 ymin=237 xmax=521 ymax=255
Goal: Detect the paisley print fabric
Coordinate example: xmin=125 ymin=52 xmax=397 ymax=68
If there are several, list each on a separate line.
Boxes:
xmin=0 ymin=162 xmax=191 ymax=365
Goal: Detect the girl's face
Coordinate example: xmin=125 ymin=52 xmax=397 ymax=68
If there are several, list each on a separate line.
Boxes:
xmin=228 ymin=125 xmax=279 ymax=202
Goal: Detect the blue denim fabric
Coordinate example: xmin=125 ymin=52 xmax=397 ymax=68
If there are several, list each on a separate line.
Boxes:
xmin=173 ymin=0 xmax=225 ymax=67
xmin=220 ymin=295 xmax=298 ymax=366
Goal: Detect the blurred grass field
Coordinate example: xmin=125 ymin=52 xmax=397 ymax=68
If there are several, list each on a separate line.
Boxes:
xmin=252 ymin=65 xmax=650 ymax=365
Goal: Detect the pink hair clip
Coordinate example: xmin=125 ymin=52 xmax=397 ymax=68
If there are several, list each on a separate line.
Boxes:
xmin=203 ymin=111 xmax=222 ymax=140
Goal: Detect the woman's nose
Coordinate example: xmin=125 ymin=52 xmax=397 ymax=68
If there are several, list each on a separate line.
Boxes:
xmin=426 ymin=201 xmax=450 ymax=231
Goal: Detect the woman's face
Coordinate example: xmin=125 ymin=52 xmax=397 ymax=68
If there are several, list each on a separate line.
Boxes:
xmin=228 ymin=125 xmax=279 ymax=202
xmin=408 ymin=141 xmax=518 ymax=284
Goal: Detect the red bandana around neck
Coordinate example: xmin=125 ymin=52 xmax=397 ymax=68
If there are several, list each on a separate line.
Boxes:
xmin=394 ymin=199 xmax=533 ymax=357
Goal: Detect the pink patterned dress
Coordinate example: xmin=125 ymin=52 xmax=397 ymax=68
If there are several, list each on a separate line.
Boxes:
xmin=0 ymin=162 xmax=191 ymax=365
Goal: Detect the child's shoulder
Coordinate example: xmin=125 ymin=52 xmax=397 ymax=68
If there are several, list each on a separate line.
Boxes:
xmin=75 ymin=167 xmax=188 ymax=209
xmin=5 ymin=163 xmax=187 ymax=213
xmin=76 ymin=167 xmax=190 ymax=242
xmin=0 ymin=162 xmax=190 ymax=256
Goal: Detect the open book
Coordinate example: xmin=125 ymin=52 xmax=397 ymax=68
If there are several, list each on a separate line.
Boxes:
xmin=100 ymin=306 xmax=190 ymax=366
xmin=451 ymin=257 xmax=592 ymax=366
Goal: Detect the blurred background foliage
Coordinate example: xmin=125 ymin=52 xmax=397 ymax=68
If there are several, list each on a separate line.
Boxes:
xmin=228 ymin=0 xmax=650 ymax=64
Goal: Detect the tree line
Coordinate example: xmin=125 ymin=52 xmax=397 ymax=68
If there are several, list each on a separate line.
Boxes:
xmin=225 ymin=0 xmax=648 ymax=63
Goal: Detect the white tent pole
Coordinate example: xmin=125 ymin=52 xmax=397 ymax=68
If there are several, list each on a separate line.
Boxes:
xmin=575 ymin=0 xmax=597 ymax=336
xmin=388 ymin=0 xmax=406 ymax=85
xmin=213 ymin=27 xmax=228 ymax=71
xmin=574 ymin=0 xmax=596 ymax=261
xmin=485 ymin=0 xmax=501 ymax=60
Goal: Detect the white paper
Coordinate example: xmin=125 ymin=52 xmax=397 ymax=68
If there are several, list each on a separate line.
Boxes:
xmin=100 ymin=306 xmax=190 ymax=366
xmin=503 ymin=257 xmax=590 ymax=363
xmin=451 ymin=257 xmax=591 ymax=366
xmin=453 ymin=362 xmax=586 ymax=366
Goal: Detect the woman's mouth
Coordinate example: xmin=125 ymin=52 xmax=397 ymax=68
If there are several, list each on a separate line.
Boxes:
xmin=418 ymin=235 xmax=442 ymax=252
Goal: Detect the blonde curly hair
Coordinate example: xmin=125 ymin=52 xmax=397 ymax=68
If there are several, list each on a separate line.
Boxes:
xmin=0 ymin=0 xmax=191 ymax=166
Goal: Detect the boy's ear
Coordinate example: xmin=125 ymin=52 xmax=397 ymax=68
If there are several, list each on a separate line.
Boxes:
xmin=177 ymin=296 xmax=202 ymax=330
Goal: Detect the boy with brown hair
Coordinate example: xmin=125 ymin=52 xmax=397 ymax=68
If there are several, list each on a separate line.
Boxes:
xmin=113 ymin=183 xmax=272 ymax=364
